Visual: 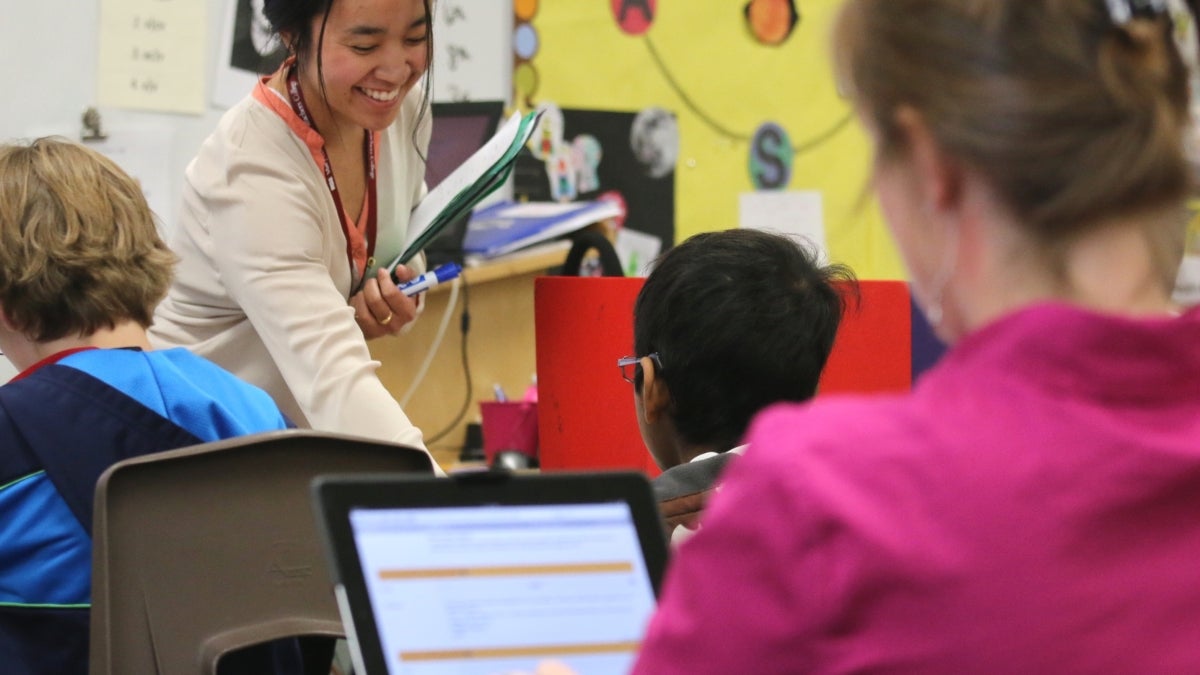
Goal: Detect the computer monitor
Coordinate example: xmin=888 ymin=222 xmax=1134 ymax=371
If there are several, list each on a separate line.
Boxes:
xmin=426 ymin=101 xmax=505 ymax=189
xmin=422 ymin=101 xmax=505 ymax=265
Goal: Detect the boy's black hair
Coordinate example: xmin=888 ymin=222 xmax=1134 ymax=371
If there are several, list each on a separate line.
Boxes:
xmin=633 ymin=229 xmax=856 ymax=452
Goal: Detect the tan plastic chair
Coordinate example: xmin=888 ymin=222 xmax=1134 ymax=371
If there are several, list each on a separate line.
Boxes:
xmin=89 ymin=429 xmax=434 ymax=675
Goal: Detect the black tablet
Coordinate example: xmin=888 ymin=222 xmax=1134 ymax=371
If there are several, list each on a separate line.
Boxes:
xmin=311 ymin=470 xmax=668 ymax=675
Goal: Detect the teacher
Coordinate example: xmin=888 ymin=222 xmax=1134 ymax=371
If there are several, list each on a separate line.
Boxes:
xmin=152 ymin=0 xmax=437 ymax=461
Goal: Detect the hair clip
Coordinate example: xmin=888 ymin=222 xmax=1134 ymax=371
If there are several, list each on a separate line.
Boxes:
xmin=1105 ymin=0 xmax=1169 ymax=24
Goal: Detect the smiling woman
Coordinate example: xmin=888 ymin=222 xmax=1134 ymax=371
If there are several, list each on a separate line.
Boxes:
xmin=271 ymin=0 xmax=431 ymax=141
xmin=623 ymin=0 xmax=1200 ymax=672
xmin=149 ymin=0 xmax=444 ymax=469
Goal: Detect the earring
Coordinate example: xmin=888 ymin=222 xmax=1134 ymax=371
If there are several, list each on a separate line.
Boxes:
xmin=921 ymin=215 xmax=958 ymax=328
xmin=925 ymin=289 xmax=944 ymax=326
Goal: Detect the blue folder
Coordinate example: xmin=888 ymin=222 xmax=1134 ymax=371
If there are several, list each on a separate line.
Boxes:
xmin=462 ymin=199 xmax=624 ymax=258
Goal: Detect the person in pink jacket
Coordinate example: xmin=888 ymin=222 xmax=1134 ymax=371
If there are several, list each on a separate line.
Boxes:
xmin=537 ymin=0 xmax=1200 ymax=673
xmin=628 ymin=0 xmax=1200 ymax=672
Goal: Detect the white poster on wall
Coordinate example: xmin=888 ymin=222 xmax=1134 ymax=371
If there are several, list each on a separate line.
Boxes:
xmin=97 ymin=0 xmax=207 ymax=114
xmin=738 ymin=190 xmax=828 ymax=260
xmin=430 ymin=0 xmax=511 ymax=103
xmin=615 ymin=228 xmax=662 ymax=278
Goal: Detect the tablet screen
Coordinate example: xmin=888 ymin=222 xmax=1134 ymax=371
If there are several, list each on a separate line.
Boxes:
xmin=349 ymin=501 xmax=657 ymax=674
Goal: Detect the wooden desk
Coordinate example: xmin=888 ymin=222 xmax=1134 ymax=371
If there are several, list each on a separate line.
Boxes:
xmin=369 ymin=242 xmax=570 ymax=469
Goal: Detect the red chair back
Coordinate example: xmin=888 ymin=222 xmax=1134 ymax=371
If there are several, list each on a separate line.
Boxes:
xmin=534 ymin=277 xmax=921 ymax=473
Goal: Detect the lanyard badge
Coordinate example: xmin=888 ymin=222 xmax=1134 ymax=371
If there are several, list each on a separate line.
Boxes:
xmin=285 ymin=66 xmax=379 ymax=295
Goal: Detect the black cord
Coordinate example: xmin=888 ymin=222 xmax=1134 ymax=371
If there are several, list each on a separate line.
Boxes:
xmin=643 ymin=34 xmax=853 ymax=154
xmin=424 ymin=280 xmax=473 ymax=446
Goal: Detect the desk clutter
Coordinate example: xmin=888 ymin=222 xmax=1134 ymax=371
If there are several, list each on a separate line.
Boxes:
xmin=463 ymin=199 xmax=625 ymax=259
xmin=480 ymin=400 xmax=540 ymax=470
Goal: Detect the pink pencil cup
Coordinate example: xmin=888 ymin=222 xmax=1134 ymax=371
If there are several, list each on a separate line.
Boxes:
xmin=479 ymin=401 xmax=539 ymax=465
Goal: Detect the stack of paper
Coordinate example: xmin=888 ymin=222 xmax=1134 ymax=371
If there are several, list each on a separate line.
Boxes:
xmin=462 ymin=199 xmax=626 ymax=259
xmin=388 ymin=109 xmax=543 ymax=269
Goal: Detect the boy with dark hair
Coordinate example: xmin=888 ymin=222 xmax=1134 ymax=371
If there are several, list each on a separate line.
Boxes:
xmin=622 ymin=228 xmax=854 ymax=543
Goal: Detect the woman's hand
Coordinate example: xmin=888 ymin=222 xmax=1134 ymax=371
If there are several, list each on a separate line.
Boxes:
xmin=351 ymin=265 xmax=420 ymax=340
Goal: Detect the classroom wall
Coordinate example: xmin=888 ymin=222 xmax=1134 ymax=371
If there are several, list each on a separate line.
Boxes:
xmin=0 ymin=0 xmax=512 ymax=383
xmin=523 ymin=0 xmax=907 ymax=280
xmin=0 ymin=1 xmax=911 ymax=383
xmin=2 ymin=0 xmax=899 ymax=280
xmin=1 ymin=0 xmax=510 ymax=233
xmin=0 ymin=0 xmax=229 ymax=232
xmin=1 ymin=0 xmax=224 ymax=382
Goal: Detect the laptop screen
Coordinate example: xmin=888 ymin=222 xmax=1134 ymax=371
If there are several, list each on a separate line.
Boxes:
xmin=426 ymin=102 xmax=505 ymax=190
xmin=421 ymin=102 xmax=505 ymax=264
xmin=347 ymin=501 xmax=657 ymax=674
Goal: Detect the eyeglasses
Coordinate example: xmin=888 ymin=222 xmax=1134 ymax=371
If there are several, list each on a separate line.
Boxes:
xmin=617 ymin=352 xmax=663 ymax=384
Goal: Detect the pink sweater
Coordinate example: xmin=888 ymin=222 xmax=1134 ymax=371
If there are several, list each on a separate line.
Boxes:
xmin=633 ymin=303 xmax=1200 ymax=673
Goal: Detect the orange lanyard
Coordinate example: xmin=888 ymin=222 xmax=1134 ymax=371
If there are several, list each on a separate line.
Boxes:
xmin=285 ymin=66 xmax=377 ymax=294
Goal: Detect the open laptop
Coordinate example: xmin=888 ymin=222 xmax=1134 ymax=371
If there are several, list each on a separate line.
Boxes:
xmin=422 ymin=101 xmax=506 ymax=267
xmin=312 ymin=471 xmax=668 ymax=675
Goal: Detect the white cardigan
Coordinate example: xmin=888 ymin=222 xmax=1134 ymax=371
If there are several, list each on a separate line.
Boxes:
xmin=151 ymin=80 xmax=433 ymax=459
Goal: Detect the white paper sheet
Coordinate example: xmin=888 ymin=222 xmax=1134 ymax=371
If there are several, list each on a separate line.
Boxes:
xmin=738 ymin=190 xmax=827 ymax=260
xmin=615 ymin=228 xmax=663 ymax=278
xmin=431 ymin=0 xmax=511 ymax=102
xmin=1174 ymin=255 xmax=1200 ymax=307
xmin=97 ymin=0 xmax=207 ymax=115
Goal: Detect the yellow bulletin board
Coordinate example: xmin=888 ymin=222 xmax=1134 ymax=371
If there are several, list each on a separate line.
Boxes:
xmin=514 ymin=0 xmax=906 ymax=280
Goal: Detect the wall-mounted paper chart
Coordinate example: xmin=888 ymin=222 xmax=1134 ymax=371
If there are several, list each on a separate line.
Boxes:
xmin=97 ymin=0 xmax=207 ymax=115
xmin=430 ymin=0 xmax=511 ymax=102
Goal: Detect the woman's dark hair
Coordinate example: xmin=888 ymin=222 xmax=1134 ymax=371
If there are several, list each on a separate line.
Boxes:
xmin=262 ymin=0 xmax=433 ymax=153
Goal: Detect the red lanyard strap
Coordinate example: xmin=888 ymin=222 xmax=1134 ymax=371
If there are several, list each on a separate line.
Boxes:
xmin=286 ymin=66 xmax=378 ymax=294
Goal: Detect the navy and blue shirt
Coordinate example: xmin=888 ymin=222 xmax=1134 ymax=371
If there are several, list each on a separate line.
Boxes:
xmin=0 ymin=347 xmax=290 ymax=674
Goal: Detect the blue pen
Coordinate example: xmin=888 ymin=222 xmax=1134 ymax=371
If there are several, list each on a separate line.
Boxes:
xmin=395 ymin=262 xmax=462 ymax=296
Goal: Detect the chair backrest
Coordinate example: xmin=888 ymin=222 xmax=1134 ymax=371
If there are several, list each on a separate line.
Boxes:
xmin=89 ymin=429 xmax=433 ymax=675
xmin=535 ymin=276 xmax=651 ymax=473
xmin=534 ymin=276 xmax=946 ymax=473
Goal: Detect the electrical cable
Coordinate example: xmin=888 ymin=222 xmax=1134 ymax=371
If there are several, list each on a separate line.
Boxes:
xmin=643 ymin=34 xmax=854 ymax=153
xmin=423 ymin=279 xmax=473 ymax=446
xmin=400 ymin=276 xmax=462 ymax=407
